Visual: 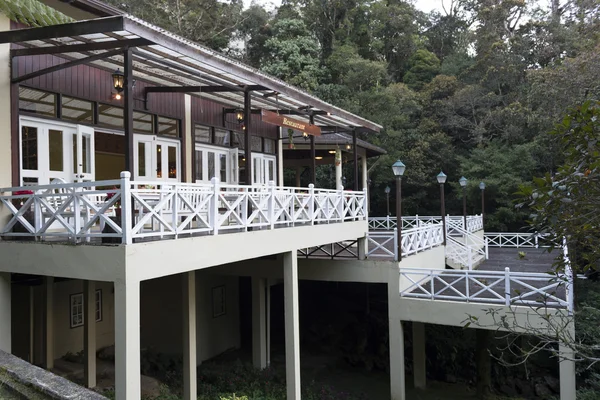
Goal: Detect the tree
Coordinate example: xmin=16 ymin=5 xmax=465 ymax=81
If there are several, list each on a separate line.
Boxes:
xmin=403 ymin=49 xmax=441 ymax=91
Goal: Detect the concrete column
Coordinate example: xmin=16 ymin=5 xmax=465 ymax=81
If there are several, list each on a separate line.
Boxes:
xmin=335 ymin=149 xmax=342 ymax=189
xmin=84 ymin=280 xmax=96 ymax=388
xmin=184 ymin=94 xmax=193 ymax=182
xmin=252 ymin=277 xmax=267 ymax=369
xmin=44 ymin=277 xmax=54 ymax=370
xmin=361 ymin=155 xmax=368 ymax=191
xmin=114 ymin=279 xmax=141 ymax=400
xmin=358 ymin=236 xmax=367 ymax=260
xmin=182 ymin=271 xmax=197 ymax=400
xmin=559 ymin=343 xmax=576 ymax=400
xmin=283 ymin=251 xmax=301 ymax=400
xmin=388 ymin=269 xmax=405 ymax=400
xmin=0 ymin=273 xmax=11 ymax=353
xmin=412 ymin=322 xmax=426 ymax=389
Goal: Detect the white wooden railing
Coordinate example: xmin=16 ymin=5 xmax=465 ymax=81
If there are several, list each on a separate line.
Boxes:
xmin=445 ymin=225 xmax=488 ymax=270
xmin=484 ymin=232 xmax=553 ymax=248
xmin=0 ymin=172 xmax=367 ymax=244
xmin=369 ymin=215 xmax=484 ymax=233
xmin=399 ymin=267 xmax=572 ymax=311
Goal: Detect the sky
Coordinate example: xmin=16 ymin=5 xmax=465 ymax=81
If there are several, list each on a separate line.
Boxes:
xmin=243 ymin=0 xmax=446 ymax=13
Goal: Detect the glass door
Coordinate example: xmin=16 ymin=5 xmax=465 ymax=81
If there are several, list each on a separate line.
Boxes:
xmin=251 ymin=154 xmax=276 ymax=185
xmin=194 ymin=144 xmax=238 ymax=184
xmin=134 ymin=135 xmax=181 ymax=182
xmin=73 ymin=125 xmax=95 ymax=182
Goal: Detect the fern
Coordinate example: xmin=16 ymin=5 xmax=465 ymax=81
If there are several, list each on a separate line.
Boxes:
xmin=0 ymin=0 xmax=73 ymax=28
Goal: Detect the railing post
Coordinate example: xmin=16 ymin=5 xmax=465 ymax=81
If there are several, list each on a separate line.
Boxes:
xmin=210 ymin=177 xmax=220 ymax=235
xmin=465 ymin=270 xmax=470 ymax=301
xmin=336 ymin=185 xmax=343 ymax=222
xmin=430 ymin=270 xmax=435 ymax=300
xmin=268 ymin=181 xmax=275 ymax=230
xmin=467 ymin=246 xmax=472 ymax=270
xmin=309 ymin=184 xmax=315 ymax=225
xmin=504 ymin=267 xmax=511 ymax=306
xmin=172 ymin=184 xmax=179 ymax=239
xmin=415 ymin=214 xmax=419 ymax=228
xmin=485 ymin=238 xmax=489 ymax=259
xmin=362 ymin=187 xmax=368 ymax=220
xmin=563 ymin=238 xmax=574 ymax=315
xmin=393 ymin=228 xmax=399 ymax=262
xmin=73 ymin=187 xmax=81 ymax=244
xmin=535 ymin=234 xmax=539 ymax=249
xmin=120 ymin=171 xmax=132 ymax=245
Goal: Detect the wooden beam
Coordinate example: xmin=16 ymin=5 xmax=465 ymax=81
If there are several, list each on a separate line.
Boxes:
xmin=10 ymin=38 xmax=151 ymax=57
xmin=244 ymin=90 xmax=252 ymax=185
xmin=12 ymin=48 xmax=123 ymax=84
xmin=353 ymin=129 xmax=359 ymax=191
xmin=0 ymin=16 xmax=125 ymax=44
xmin=310 ymin=115 xmax=316 ymax=185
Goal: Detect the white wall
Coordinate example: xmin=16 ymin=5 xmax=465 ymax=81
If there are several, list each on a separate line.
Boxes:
xmin=53 ymin=280 xmax=115 ymax=358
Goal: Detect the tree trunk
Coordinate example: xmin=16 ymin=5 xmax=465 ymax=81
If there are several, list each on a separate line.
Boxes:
xmin=476 ymin=329 xmax=493 ymax=398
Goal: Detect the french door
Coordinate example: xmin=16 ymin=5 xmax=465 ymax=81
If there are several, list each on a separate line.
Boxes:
xmin=134 ymin=135 xmax=180 ymax=182
xmin=194 ymin=144 xmax=239 ymax=184
xmin=252 ymin=153 xmax=276 ymax=185
xmin=20 ymin=117 xmax=95 ymax=185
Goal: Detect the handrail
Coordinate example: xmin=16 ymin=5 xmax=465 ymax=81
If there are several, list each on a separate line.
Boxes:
xmin=0 ymin=172 xmax=368 ymax=244
xmin=484 ymin=232 xmax=553 ymax=248
xmin=369 ymin=215 xmax=484 ymax=233
xmin=399 ymin=267 xmax=570 ymax=309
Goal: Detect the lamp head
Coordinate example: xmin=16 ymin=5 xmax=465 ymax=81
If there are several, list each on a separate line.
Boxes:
xmin=112 ymin=68 xmax=124 ymax=92
xmin=479 ymin=181 xmax=486 ymax=190
xmin=392 ymin=160 xmax=406 ymax=177
xmin=384 ymin=186 xmax=391 ymax=194
xmin=459 ymin=176 xmax=468 ymax=187
xmin=437 ymin=171 xmax=447 ymax=184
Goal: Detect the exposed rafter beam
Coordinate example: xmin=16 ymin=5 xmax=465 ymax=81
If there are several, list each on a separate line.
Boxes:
xmin=0 ymin=16 xmax=125 ymax=44
xmin=145 ymin=85 xmax=267 ymax=94
xmin=11 ymin=48 xmax=124 ymax=84
xmin=10 ymin=38 xmax=152 ymax=57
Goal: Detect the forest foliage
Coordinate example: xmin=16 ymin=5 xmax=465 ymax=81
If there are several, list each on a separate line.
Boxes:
xmin=105 ymin=0 xmax=600 ymax=230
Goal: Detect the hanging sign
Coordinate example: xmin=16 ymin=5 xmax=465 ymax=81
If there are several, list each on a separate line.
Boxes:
xmin=260 ymin=109 xmax=321 ymax=136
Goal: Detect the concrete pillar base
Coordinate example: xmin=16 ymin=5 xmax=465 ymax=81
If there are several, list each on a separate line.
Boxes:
xmin=84 ymin=280 xmax=96 ymax=388
xmin=412 ymin=322 xmax=426 ymax=390
xmin=559 ymin=343 xmax=576 ymax=400
xmin=183 ymin=271 xmax=197 ymax=400
xmin=252 ymin=277 xmax=267 ymax=369
xmin=114 ymin=280 xmax=141 ymax=400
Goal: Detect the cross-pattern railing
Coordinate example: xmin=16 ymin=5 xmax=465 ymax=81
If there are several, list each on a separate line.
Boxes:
xmin=484 ymin=232 xmax=552 ymax=248
xmin=0 ymin=172 xmax=367 ymax=244
xmin=399 ymin=267 xmax=572 ymax=311
xmin=369 ymin=215 xmax=484 ymax=233
xmin=445 ymin=225 xmax=488 ymax=270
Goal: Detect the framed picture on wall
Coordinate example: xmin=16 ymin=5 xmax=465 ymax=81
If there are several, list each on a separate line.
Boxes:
xmin=212 ymin=285 xmax=226 ymax=318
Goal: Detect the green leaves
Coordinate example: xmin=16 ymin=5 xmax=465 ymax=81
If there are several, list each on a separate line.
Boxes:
xmin=0 ymin=0 xmax=73 ymax=27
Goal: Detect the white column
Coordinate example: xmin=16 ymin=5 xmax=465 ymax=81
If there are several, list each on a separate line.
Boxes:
xmin=252 ymin=277 xmax=267 ymax=369
xmin=183 ymin=271 xmax=197 ymax=400
xmin=44 ymin=277 xmax=54 ymax=369
xmin=335 ymin=149 xmax=343 ymax=189
xmin=0 ymin=273 xmax=11 ymax=353
xmin=84 ymin=280 xmax=96 ymax=388
xmin=283 ymin=251 xmax=301 ymax=400
xmin=184 ymin=94 xmax=193 ymax=182
xmin=358 ymin=236 xmax=367 ymax=260
xmin=388 ymin=269 xmax=405 ymax=400
xmin=114 ymin=279 xmax=141 ymax=400
xmin=361 ymin=155 xmax=368 ymax=191
xmin=559 ymin=343 xmax=576 ymax=400
xmin=412 ymin=322 xmax=426 ymax=390
xmin=277 ymin=127 xmax=284 ymax=186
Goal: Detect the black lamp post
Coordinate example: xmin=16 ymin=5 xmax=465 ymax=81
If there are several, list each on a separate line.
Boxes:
xmin=392 ymin=160 xmax=406 ymax=261
xmin=437 ymin=171 xmax=447 ymax=245
xmin=459 ymin=176 xmax=468 ymax=230
xmin=384 ymin=186 xmax=391 ymax=216
xmin=479 ymin=181 xmax=486 ymax=225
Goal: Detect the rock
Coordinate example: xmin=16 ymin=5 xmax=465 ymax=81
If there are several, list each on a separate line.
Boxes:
xmin=97 ymin=345 xmax=115 ymax=361
xmin=141 ymin=375 xmax=164 ymax=399
xmin=544 ymin=375 xmax=560 ymax=393
xmin=500 ymin=384 xmax=518 ymax=396
xmin=515 ymin=379 xmax=534 ymax=396
xmin=535 ymin=383 xmax=553 ymax=398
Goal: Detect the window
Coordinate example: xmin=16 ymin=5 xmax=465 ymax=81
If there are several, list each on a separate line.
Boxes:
xmin=264 ymin=138 xmax=276 ymax=154
xmin=70 ymin=290 xmax=103 ymax=328
xmin=195 ymin=124 xmax=211 ymax=143
xmin=95 ymin=289 xmax=102 ymax=322
xmin=98 ymin=104 xmax=124 ymax=129
xmin=133 ymin=111 xmax=154 ymax=133
xmin=232 ymin=131 xmax=245 ymax=150
xmin=21 ymin=126 xmax=38 ymax=171
xmin=212 ymin=286 xmax=226 ymax=318
xmin=19 ymin=87 xmax=56 ymax=117
xmin=157 ymin=116 xmax=179 ymax=137
xmin=61 ymin=96 xmax=93 ymax=123
xmin=70 ymin=293 xmax=84 ymax=328
xmin=48 ymin=129 xmax=64 ymax=172
xmin=251 ymin=136 xmax=262 ymax=152
xmin=214 ymin=129 xmax=230 ymax=146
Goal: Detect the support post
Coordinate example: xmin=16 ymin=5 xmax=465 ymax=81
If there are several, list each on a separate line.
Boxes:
xmin=310 ymin=115 xmax=316 ymax=185
xmin=183 ymin=271 xmax=197 ymax=400
xmin=335 ymin=148 xmax=342 ymax=189
xmin=476 ymin=329 xmax=492 ymax=398
xmin=84 ymin=280 xmax=96 ymax=388
xmin=123 ymin=48 xmax=134 ymax=173
xmin=396 ymin=176 xmax=403 ymax=261
xmin=0 ymin=273 xmax=11 ymax=353
xmin=361 ymin=156 xmax=368 ymax=191
xmin=114 ymin=279 xmax=141 ymax=400
xmin=440 ymin=183 xmax=447 ymax=246
xmin=353 ymin=129 xmax=358 ymax=191
xmin=266 ymin=281 xmax=271 ymax=368
xmin=388 ymin=268 xmax=405 ymax=400
xmin=559 ymin=342 xmax=576 ymax=400
xmin=44 ymin=277 xmax=54 ymax=370
xmin=277 ymin=128 xmax=284 ymax=186
xmin=244 ymin=89 xmax=252 ymax=185
xmin=358 ymin=236 xmax=367 ymax=260
xmin=283 ymin=251 xmax=301 ymax=400
xmin=252 ymin=277 xmax=267 ymax=369
xmin=412 ymin=322 xmax=426 ymax=390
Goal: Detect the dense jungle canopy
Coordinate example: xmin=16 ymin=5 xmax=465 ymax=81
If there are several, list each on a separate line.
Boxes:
xmin=104 ymin=0 xmax=600 ymax=231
